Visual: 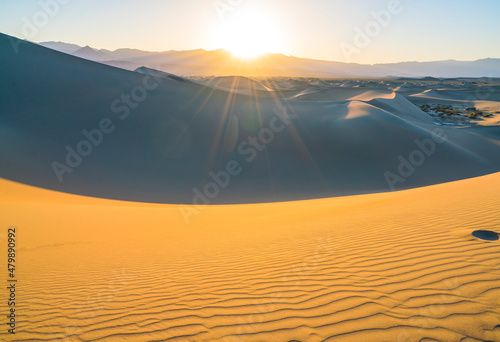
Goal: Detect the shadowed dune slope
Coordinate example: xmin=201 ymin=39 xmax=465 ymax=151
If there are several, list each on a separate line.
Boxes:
xmin=1 ymin=33 xmax=500 ymax=204
xmin=0 ymin=173 xmax=499 ymax=341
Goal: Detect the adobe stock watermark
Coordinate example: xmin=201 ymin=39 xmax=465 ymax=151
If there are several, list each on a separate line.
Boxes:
xmin=340 ymin=0 xmax=404 ymax=63
xmin=384 ymin=128 xmax=447 ymax=191
xmin=51 ymin=74 xmax=163 ymax=182
xmin=9 ymin=0 xmax=71 ymax=54
xmin=213 ymin=0 xmax=243 ymax=20
xmin=179 ymin=105 xmax=292 ymax=224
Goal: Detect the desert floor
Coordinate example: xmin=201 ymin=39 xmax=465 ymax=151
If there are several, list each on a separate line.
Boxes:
xmin=1 ymin=172 xmax=499 ymax=342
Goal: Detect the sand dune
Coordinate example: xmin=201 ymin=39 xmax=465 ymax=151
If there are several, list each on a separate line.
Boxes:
xmin=1 ymin=172 xmax=499 ymax=341
xmin=135 ymin=66 xmax=199 ymax=84
xmin=1 ymin=33 xmax=500 ymax=205
xmin=289 ymin=87 xmax=395 ymax=102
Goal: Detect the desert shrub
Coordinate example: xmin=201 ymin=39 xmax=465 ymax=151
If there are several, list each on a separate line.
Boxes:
xmin=420 ymin=104 xmax=431 ymax=112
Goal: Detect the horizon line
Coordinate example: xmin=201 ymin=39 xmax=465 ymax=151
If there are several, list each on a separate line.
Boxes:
xmin=30 ymin=36 xmax=500 ymax=67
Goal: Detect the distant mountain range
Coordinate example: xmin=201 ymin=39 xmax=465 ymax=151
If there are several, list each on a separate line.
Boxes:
xmin=38 ymin=41 xmax=500 ymax=78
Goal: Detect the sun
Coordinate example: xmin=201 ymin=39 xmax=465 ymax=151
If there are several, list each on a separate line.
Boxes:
xmin=212 ymin=8 xmax=283 ymax=59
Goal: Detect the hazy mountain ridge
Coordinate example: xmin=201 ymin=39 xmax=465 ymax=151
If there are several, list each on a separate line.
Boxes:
xmin=39 ymin=42 xmax=500 ymax=78
xmin=38 ymin=41 xmax=500 ymax=78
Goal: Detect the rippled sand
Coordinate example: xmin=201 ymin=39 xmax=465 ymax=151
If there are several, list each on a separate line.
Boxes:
xmin=1 ymin=172 xmax=499 ymax=341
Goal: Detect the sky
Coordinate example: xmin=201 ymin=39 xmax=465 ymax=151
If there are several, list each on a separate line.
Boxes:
xmin=0 ymin=0 xmax=499 ymax=64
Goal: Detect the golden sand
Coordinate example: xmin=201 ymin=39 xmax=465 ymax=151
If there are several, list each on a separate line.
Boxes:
xmin=1 ymin=173 xmax=499 ymax=341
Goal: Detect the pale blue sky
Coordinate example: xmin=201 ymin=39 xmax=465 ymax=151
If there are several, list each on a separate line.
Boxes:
xmin=0 ymin=0 xmax=499 ymax=63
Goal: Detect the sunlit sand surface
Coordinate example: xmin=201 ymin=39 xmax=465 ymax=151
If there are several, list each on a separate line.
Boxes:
xmin=1 ymin=172 xmax=499 ymax=341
